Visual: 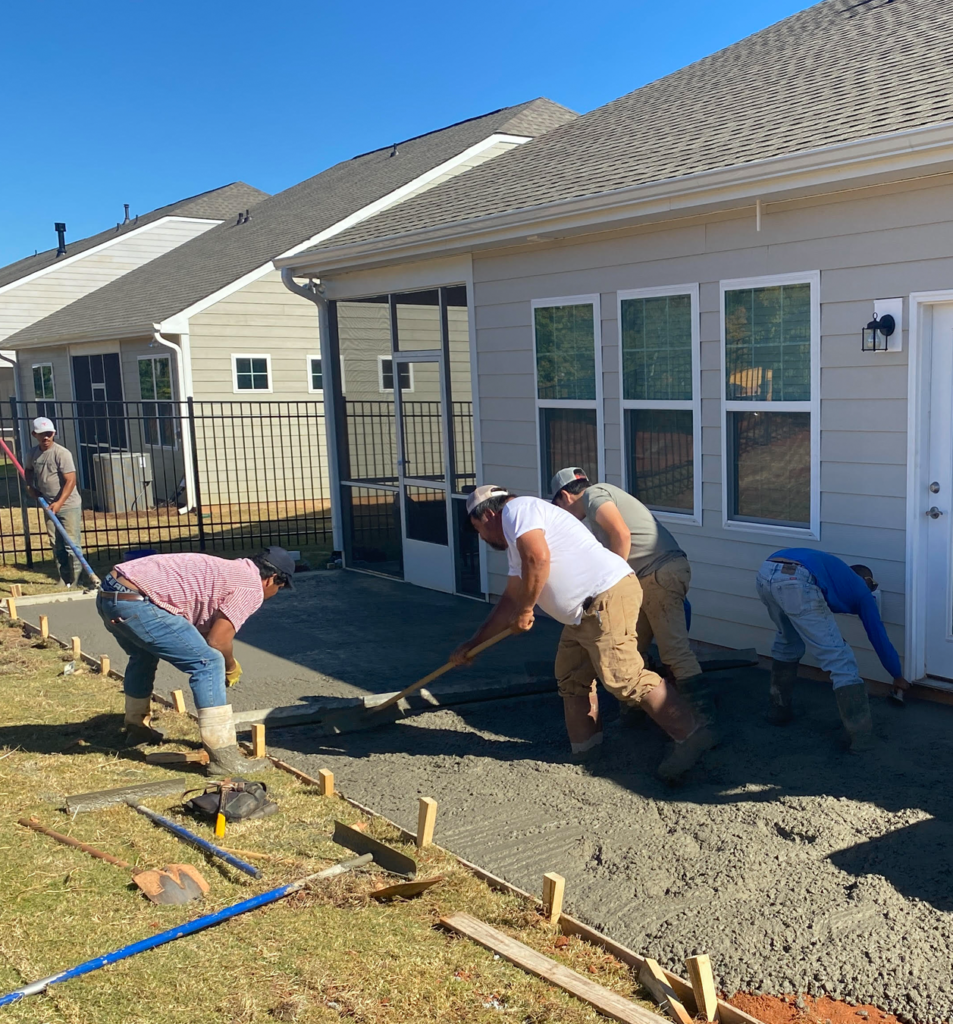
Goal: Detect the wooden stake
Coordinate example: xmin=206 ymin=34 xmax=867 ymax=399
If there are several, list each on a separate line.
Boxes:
xmin=685 ymin=955 xmax=719 ymax=1022
xmin=441 ymin=913 xmax=660 ymax=1024
xmin=71 ymin=636 xmax=81 ymax=658
xmin=171 ymin=689 xmax=187 ymax=714
xmin=250 ymin=723 xmax=266 ymax=758
xmin=417 ymin=796 xmax=437 ymax=848
xmin=39 ymin=614 xmax=49 ymax=638
xmin=318 ymin=768 xmax=334 ymax=796
xmin=639 ymin=958 xmax=694 ymax=1024
xmin=542 ymin=871 xmax=565 ymax=925
xmin=100 ymin=655 xmax=110 ymax=676
xmin=5 ymin=597 xmax=16 ymax=621
xmin=10 ymin=584 xmax=22 ymax=598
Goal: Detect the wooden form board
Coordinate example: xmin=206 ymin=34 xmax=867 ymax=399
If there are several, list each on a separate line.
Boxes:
xmin=640 ymin=958 xmax=693 ymax=1024
xmin=441 ymin=912 xmax=663 ymax=1024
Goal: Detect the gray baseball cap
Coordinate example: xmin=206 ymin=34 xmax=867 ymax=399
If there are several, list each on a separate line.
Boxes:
xmin=260 ymin=546 xmax=296 ymax=589
xmin=550 ymin=467 xmax=588 ymax=498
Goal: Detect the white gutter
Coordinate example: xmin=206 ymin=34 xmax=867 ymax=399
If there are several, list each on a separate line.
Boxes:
xmin=276 ymin=118 xmax=953 ymax=276
xmin=151 ymin=326 xmax=196 ymax=513
xmin=279 ymin=268 xmax=343 ymax=552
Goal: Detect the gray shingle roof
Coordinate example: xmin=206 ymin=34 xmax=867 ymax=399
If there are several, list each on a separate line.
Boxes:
xmin=5 ymin=99 xmax=575 ymax=346
xmin=0 ymin=182 xmax=267 ymax=290
xmin=297 ymin=0 xmax=953 ymax=255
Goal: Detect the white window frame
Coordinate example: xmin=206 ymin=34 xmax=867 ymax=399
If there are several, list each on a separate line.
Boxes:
xmin=719 ymin=270 xmax=820 ymax=538
xmin=617 ymin=283 xmax=701 ymax=525
xmin=531 ymin=294 xmax=605 ymax=497
xmin=378 ymin=355 xmax=414 ymax=393
xmin=231 ymin=353 xmax=273 ymax=394
xmin=137 ymin=354 xmax=178 ymax=450
xmin=31 ymin=362 xmax=55 ymax=401
xmin=306 ymin=353 xmax=323 ymax=394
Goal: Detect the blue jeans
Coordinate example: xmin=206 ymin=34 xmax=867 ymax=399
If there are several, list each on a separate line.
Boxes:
xmin=755 ymin=560 xmax=861 ymax=690
xmin=96 ymin=591 xmax=226 ymax=709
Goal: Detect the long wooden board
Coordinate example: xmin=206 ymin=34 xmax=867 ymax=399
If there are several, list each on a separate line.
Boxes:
xmin=440 ymin=912 xmax=663 ymax=1024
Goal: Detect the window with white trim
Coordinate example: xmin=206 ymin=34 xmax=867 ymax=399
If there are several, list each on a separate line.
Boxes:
xmin=721 ymin=273 xmax=819 ymax=532
xmin=32 ymin=363 xmax=56 ymax=420
xmin=619 ymin=286 xmax=699 ymax=517
xmin=378 ymin=357 xmax=412 ymax=393
xmin=532 ymin=296 xmax=602 ymax=494
xmin=307 ymin=355 xmax=323 ymax=392
xmin=138 ymin=355 xmax=176 ymax=448
xmin=232 ymin=354 xmax=272 ymax=393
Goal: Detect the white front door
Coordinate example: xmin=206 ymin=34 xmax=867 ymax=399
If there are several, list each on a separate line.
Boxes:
xmin=395 ymin=356 xmax=454 ymax=593
xmin=924 ymin=302 xmax=953 ymax=680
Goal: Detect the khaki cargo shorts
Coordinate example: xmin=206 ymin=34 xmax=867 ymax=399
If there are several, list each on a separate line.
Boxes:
xmin=555 ymin=574 xmax=663 ymax=706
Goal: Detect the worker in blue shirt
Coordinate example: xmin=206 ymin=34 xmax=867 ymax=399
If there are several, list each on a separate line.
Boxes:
xmin=756 ymin=549 xmax=910 ymax=751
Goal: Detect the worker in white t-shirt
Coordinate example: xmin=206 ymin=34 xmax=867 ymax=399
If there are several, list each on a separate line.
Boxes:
xmin=450 ymin=486 xmax=715 ymax=782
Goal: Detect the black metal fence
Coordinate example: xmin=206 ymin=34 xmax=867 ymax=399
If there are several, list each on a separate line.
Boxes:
xmin=1 ymin=398 xmax=332 ymax=569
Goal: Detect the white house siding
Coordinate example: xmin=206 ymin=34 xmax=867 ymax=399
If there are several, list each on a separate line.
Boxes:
xmin=0 ymin=218 xmax=221 ymax=342
xmin=470 ymin=172 xmax=953 ymax=682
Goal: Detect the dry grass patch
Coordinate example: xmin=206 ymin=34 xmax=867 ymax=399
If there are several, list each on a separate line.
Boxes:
xmin=0 ymin=618 xmax=661 ymax=1023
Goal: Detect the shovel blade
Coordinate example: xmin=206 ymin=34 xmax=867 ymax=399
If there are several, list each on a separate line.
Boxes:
xmin=310 ymin=703 xmax=403 ymax=737
xmin=133 ymin=864 xmax=209 ymax=904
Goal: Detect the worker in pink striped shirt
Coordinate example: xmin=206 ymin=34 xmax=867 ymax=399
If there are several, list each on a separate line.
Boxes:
xmin=96 ymin=548 xmax=295 ymax=776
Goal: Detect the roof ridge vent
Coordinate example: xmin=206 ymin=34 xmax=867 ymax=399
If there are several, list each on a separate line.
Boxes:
xmin=840 ymin=0 xmax=899 ymax=16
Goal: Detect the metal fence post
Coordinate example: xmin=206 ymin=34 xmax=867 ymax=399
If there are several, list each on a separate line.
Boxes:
xmin=187 ymin=398 xmax=206 ymax=551
xmin=9 ymin=397 xmax=33 ymax=568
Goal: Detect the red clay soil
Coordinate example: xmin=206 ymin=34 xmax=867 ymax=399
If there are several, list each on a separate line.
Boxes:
xmin=728 ymin=992 xmax=908 ymax=1024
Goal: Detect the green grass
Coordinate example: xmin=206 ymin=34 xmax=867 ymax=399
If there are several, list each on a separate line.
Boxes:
xmin=0 ymin=619 xmax=660 ymax=1023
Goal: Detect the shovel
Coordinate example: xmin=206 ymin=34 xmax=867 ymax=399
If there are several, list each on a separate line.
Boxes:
xmin=309 ymin=628 xmax=514 ymax=737
xmin=18 ymin=817 xmax=208 ymax=905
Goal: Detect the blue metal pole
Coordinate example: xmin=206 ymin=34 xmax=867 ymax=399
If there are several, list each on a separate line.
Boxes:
xmin=126 ymin=801 xmax=260 ymax=878
xmin=0 ymin=854 xmax=371 ymax=1006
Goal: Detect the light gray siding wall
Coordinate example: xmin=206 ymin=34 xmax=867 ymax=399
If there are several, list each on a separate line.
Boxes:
xmin=16 ymin=344 xmax=73 ymax=409
xmin=0 ymin=218 xmax=220 ymax=342
xmin=471 ymin=173 xmax=953 ymax=681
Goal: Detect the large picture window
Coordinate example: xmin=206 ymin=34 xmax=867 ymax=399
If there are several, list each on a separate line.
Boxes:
xmin=721 ymin=273 xmax=819 ymax=534
xmin=532 ymin=295 xmax=602 ymax=493
xmin=138 ymin=355 xmax=176 ymax=448
xmin=618 ymin=285 xmax=700 ymax=519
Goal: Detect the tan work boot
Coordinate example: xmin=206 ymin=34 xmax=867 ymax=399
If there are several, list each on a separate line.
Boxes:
xmin=766 ymin=660 xmax=798 ymax=725
xmin=197 ymin=705 xmax=272 ymax=777
xmin=834 ymin=683 xmax=875 ymax=753
xmin=123 ymin=695 xmax=169 ymax=746
xmin=656 ymin=724 xmax=717 ymax=783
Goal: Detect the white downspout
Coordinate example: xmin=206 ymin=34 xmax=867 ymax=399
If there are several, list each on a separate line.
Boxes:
xmin=0 ymin=350 xmax=28 ymax=453
xmin=151 ymin=325 xmax=196 ymax=513
xmin=279 ymin=268 xmax=343 ymax=552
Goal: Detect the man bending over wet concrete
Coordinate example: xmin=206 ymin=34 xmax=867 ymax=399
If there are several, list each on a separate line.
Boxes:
xmin=550 ymin=467 xmax=712 ymax=726
xmin=756 ymin=549 xmax=910 ymax=751
xmin=451 ymin=485 xmax=715 ymax=781
xmin=96 ymin=547 xmax=295 ymax=775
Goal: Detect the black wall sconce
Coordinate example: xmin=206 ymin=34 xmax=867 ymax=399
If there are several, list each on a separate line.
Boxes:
xmin=862 ymin=313 xmax=895 ymax=352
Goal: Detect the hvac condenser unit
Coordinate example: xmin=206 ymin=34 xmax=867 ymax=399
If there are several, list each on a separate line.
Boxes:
xmin=91 ymin=451 xmax=155 ymax=513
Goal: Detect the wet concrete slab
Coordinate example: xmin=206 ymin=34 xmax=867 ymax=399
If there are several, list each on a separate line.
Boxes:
xmin=19 ymin=570 xmax=561 ymax=713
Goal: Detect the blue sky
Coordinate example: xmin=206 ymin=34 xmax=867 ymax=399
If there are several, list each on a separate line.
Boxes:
xmin=1 ymin=0 xmax=807 ymax=266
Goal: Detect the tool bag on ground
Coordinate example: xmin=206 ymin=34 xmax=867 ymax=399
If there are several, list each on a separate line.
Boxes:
xmin=184 ymin=778 xmax=278 ymax=822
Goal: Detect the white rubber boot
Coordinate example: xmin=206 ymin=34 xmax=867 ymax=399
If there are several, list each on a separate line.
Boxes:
xmin=197 ymin=705 xmax=271 ymax=777
xmin=123 ymin=695 xmax=168 ymax=746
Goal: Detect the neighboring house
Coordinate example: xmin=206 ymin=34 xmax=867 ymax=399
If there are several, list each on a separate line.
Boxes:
xmin=277 ymin=0 xmax=953 ymax=689
xmin=2 ymin=99 xmax=576 ymax=515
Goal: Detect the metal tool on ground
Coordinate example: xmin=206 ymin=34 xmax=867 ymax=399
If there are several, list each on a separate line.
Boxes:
xmin=126 ymin=800 xmax=261 ymax=878
xmin=18 ymin=817 xmax=208 ymax=905
xmin=0 ymin=853 xmax=372 ymax=1007
xmin=370 ymin=875 xmax=444 ymax=900
xmin=0 ymin=436 xmax=101 ymax=587
xmin=332 ymin=820 xmax=417 ymax=878
xmin=309 ymin=629 xmax=514 ymax=737
xmin=65 ymin=779 xmax=188 ymax=814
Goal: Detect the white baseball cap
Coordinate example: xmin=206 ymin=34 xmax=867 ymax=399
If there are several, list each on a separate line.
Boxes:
xmin=32 ymin=417 xmax=56 ymax=435
xmin=550 ymin=466 xmax=588 ymax=498
xmin=465 ymin=485 xmax=510 ymax=516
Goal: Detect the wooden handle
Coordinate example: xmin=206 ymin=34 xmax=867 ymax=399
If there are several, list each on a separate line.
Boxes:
xmin=371 ymin=629 xmax=513 ymax=714
xmin=18 ymin=817 xmax=132 ymax=870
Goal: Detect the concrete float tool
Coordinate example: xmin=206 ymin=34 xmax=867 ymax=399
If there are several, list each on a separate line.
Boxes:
xmin=308 ymin=628 xmax=513 ymax=737
xmin=0 ymin=853 xmax=372 ymax=1007
xmin=18 ymin=817 xmax=208 ymax=905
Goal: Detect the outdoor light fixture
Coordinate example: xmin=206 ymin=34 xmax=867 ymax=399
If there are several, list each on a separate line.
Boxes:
xmin=862 ymin=313 xmax=895 ymax=352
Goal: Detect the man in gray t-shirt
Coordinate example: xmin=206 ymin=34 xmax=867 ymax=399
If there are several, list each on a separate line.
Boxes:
xmin=24 ymin=416 xmax=85 ymax=587
xmin=552 ymin=468 xmax=711 ymax=723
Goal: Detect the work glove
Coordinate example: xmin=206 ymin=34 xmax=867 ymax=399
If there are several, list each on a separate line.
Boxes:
xmin=225 ymin=659 xmax=242 ymax=687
